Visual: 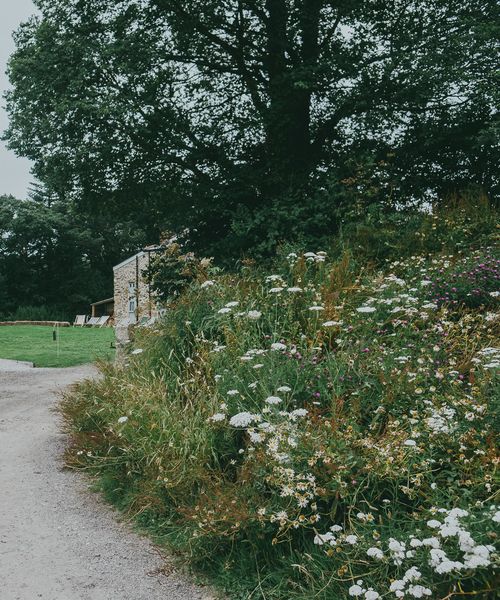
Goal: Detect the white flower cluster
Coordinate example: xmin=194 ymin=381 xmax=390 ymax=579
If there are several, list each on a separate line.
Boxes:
xmin=474 ymin=347 xmax=500 ymax=369
xmin=424 ymin=401 xmax=456 ymax=435
xmin=217 ymin=301 xmax=239 ymax=314
xmin=356 ymin=306 xmax=376 ymax=313
xmin=229 ymin=412 xmax=260 ymax=428
xmin=322 ymin=320 xmax=343 ymax=327
xmin=385 ymin=507 xmax=497 ymax=595
xmin=314 ymin=524 xmax=343 ymax=547
xmin=200 ymin=279 xmax=215 ymax=289
xmin=366 ymin=547 xmax=384 ymax=560
xmin=210 ymin=341 xmax=226 ymax=353
xmin=247 ymin=310 xmax=262 ymax=320
xmin=240 ymin=347 xmax=268 ymax=362
xmin=303 ymin=251 xmax=327 ymax=263
xmin=348 ymin=581 xmax=380 ymax=599
xmin=389 ymin=567 xmax=431 ymax=598
xmin=264 ymin=395 xmax=282 ymax=405
xmin=270 ymin=342 xmax=287 ymax=351
xmin=210 ymin=412 xmax=226 ymax=422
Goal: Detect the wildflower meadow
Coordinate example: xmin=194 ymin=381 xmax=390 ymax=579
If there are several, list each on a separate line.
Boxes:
xmin=62 ymin=210 xmax=499 ymax=599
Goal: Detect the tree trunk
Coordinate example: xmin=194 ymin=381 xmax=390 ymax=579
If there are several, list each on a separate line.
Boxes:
xmin=264 ymin=0 xmax=321 ymax=196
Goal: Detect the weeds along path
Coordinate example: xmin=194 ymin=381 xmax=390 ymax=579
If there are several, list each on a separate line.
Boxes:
xmin=0 ymin=362 xmax=212 ymax=600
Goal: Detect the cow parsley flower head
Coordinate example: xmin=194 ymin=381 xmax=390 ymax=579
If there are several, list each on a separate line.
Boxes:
xmin=388 ymin=538 xmax=406 ymax=565
xmin=277 ymin=385 xmax=291 ymax=393
xmin=427 ymin=519 xmax=441 ymax=528
xmin=248 ymin=431 xmax=262 ymax=443
xmin=366 ymin=547 xmax=384 ymax=560
xmin=407 ymin=585 xmax=432 ymax=598
xmin=271 ymin=342 xmax=287 ymax=351
xmin=314 ymin=531 xmax=336 ymax=546
xmin=290 ymin=408 xmax=308 ymax=419
xmin=403 ymin=567 xmax=421 ymax=583
xmin=229 ymin=412 xmax=256 ymax=428
xmin=210 ymin=413 xmax=226 ymax=422
xmin=265 ymin=396 xmax=283 ymax=405
xmin=348 ymin=583 xmax=365 ymax=597
xmin=356 ymin=306 xmax=376 ymax=313
xmin=117 ymin=416 xmax=128 ymax=424
xmin=247 ymin=310 xmax=262 ymax=320
xmin=200 ymin=280 xmax=214 ymax=288
xmin=389 ymin=580 xmax=405 ymax=593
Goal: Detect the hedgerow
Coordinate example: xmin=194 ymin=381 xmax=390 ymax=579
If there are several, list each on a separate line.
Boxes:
xmin=61 ymin=218 xmax=499 ymax=599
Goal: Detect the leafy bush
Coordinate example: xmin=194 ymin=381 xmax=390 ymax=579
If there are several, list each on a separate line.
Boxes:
xmin=62 ymin=239 xmax=499 ymax=598
xmin=145 ymin=243 xmax=214 ymax=303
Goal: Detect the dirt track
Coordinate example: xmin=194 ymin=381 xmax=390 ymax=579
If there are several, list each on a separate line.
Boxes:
xmin=0 ymin=361 xmax=213 ymax=600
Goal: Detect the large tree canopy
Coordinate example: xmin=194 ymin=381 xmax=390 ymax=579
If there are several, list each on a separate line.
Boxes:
xmin=5 ymin=0 xmax=499 ymax=257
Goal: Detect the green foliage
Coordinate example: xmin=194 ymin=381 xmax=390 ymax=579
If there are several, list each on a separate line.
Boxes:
xmin=61 ymin=214 xmax=499 ymax=598
xmin=5 ymin=1 xmax=499 ymax=259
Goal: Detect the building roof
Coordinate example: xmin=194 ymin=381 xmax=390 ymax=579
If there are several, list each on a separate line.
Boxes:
xmin=113 ymin=243 xmax=167 ymax=272
xmin=90 ymin=297 xmax=114 ymax=307
xmin=113 ymin=251 xmax=145 ymax=272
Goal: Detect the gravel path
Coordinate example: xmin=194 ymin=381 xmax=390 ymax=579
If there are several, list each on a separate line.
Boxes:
xmin=0 ymin=361 xmax=214 ymax=600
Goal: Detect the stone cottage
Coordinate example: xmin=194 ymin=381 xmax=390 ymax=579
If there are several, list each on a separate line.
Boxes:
xmin=113 ymin=246 xmax=163 ymax=349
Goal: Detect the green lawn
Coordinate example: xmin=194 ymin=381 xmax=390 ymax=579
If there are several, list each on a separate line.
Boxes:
xmin=0 ymin=326 xmax=115 ymax=368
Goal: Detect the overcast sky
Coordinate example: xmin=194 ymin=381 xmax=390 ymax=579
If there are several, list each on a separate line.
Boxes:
xmin=0 ymin=0 xmax=38 ymax=199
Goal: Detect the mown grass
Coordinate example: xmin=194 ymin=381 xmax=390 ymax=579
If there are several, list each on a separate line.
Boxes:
xmin=60 ymin=207 xmax=499 ymax=599
xmin=0 ymin=325 xmax=115 ymax=367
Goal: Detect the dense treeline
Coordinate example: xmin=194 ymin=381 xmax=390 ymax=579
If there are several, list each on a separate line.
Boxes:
xmin=0 ymin=189 xmax=147 ymax=320
xmin=4 ymin=0 xmax=498 ymax=262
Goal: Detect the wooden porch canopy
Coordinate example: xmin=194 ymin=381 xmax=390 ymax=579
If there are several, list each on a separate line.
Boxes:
xmin=90 ymin=297 xmax=115 ymax=318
